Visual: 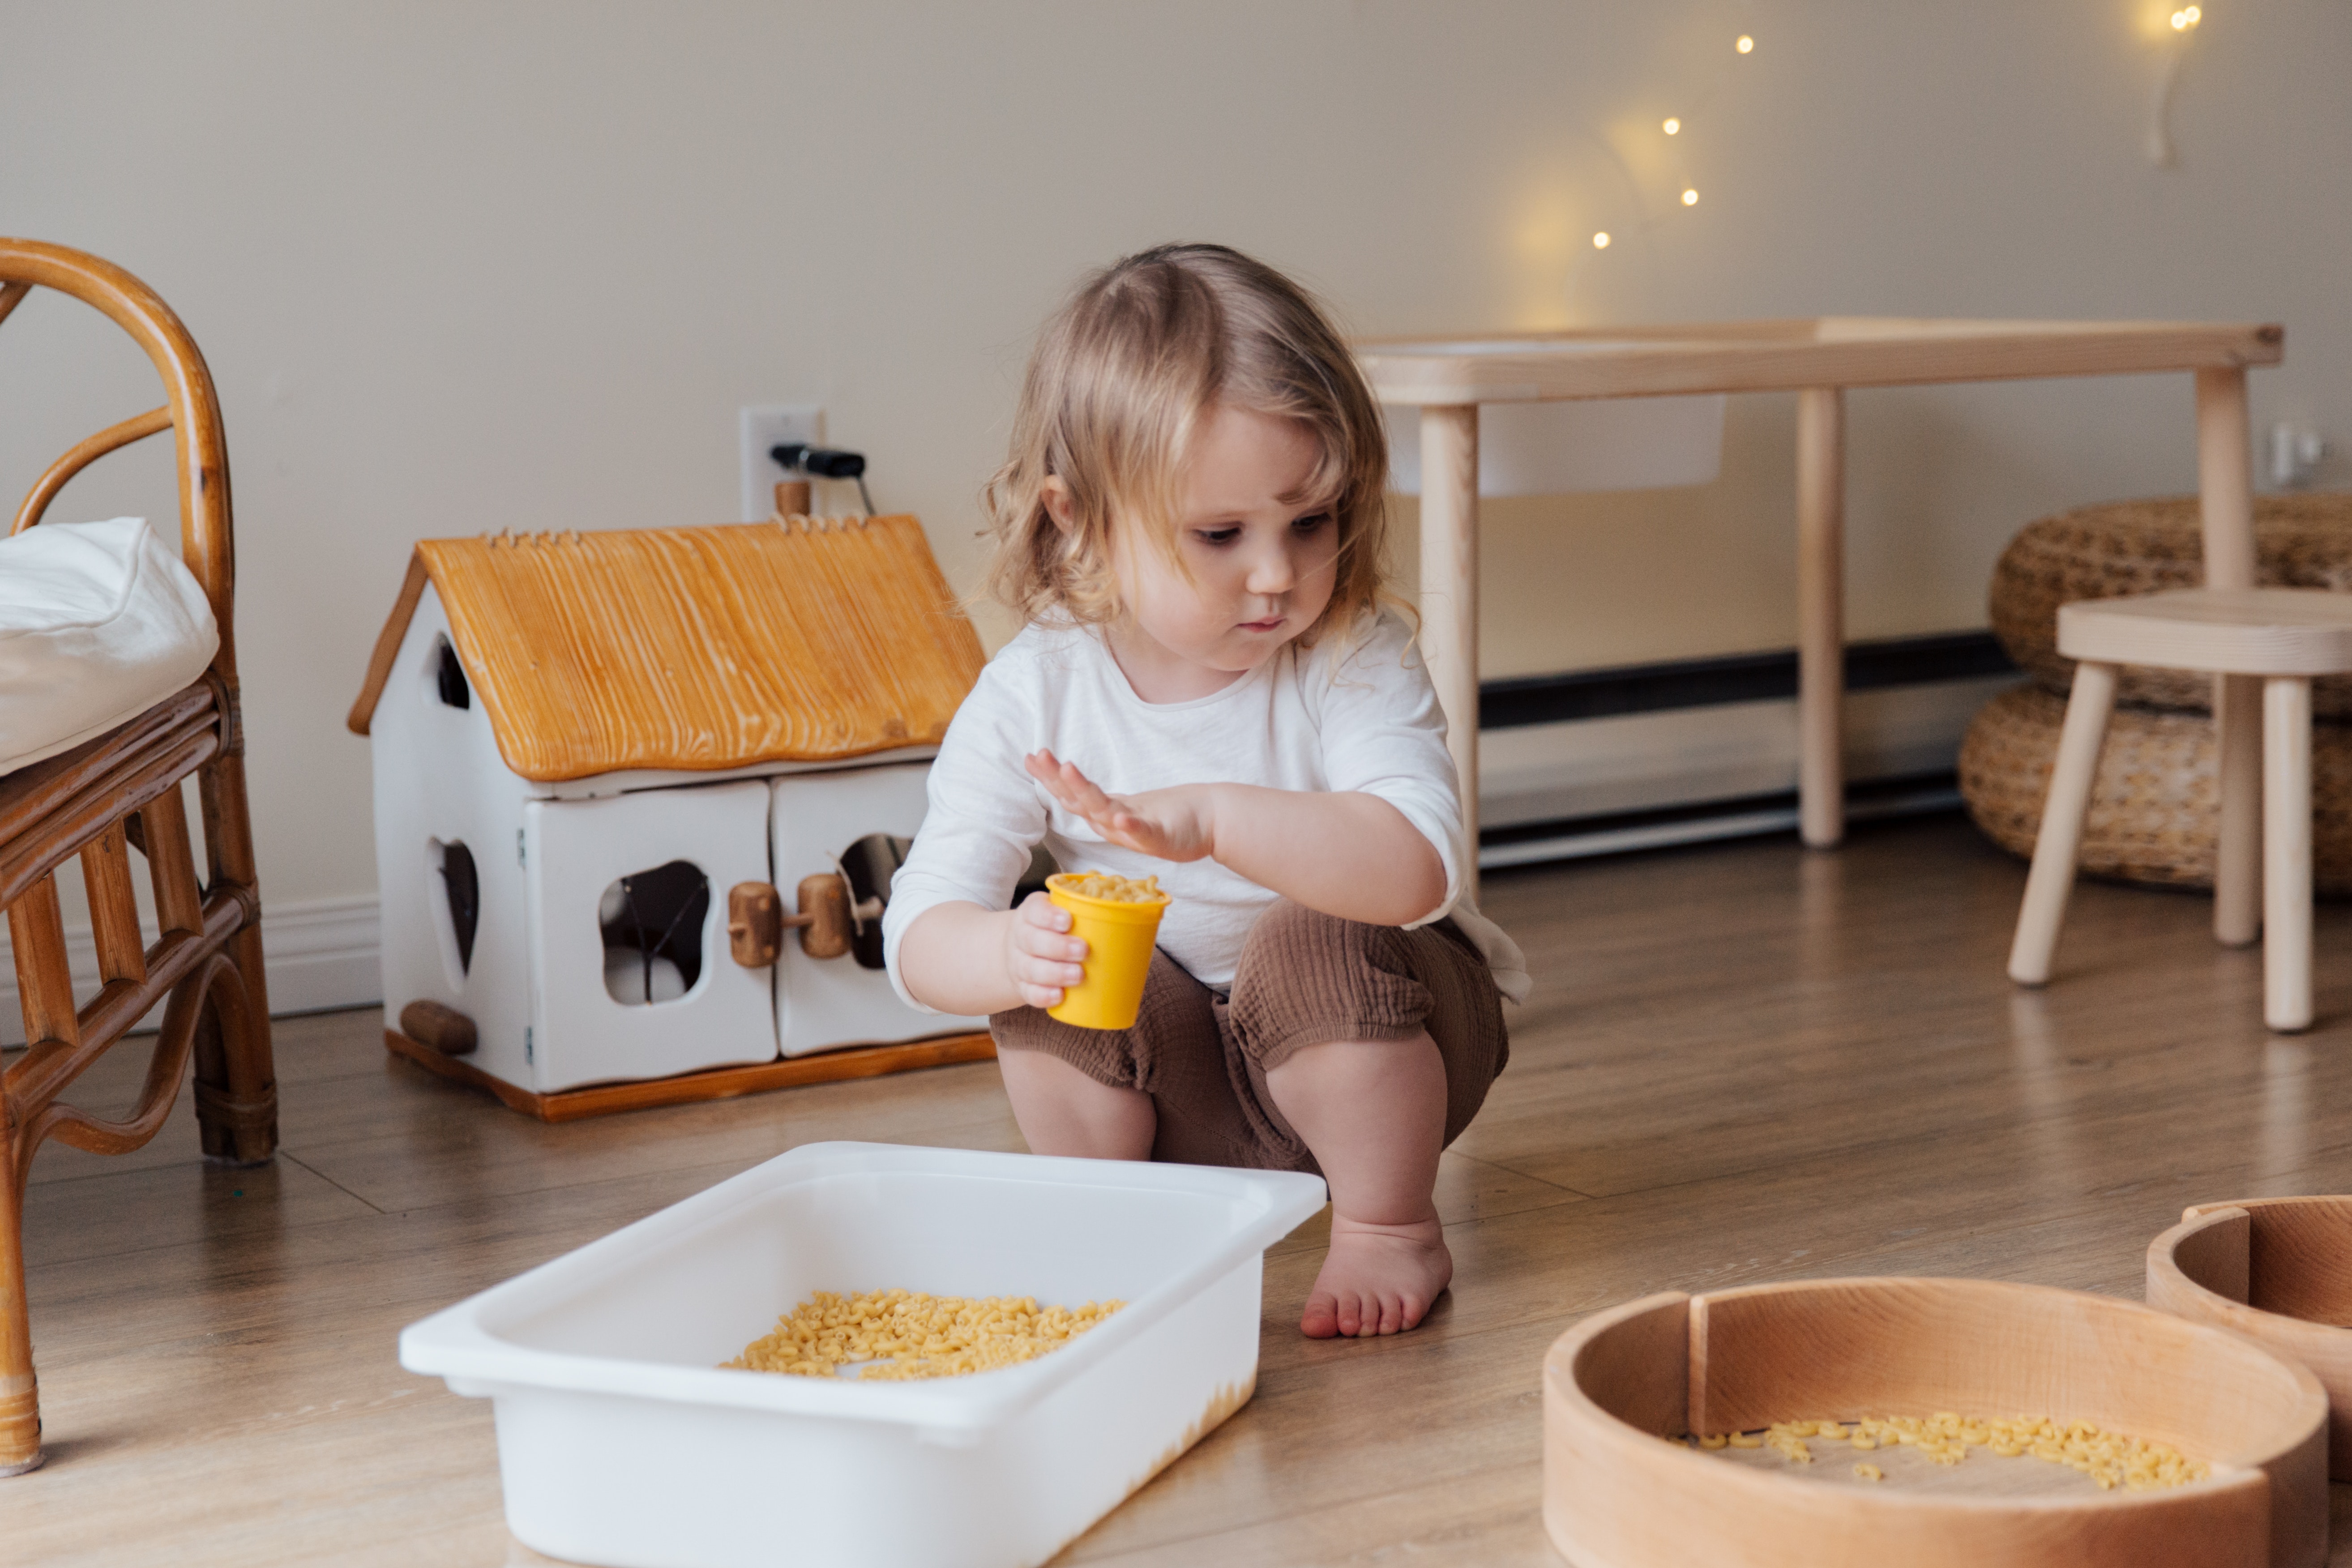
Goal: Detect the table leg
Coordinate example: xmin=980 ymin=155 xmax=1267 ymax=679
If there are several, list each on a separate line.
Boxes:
xmin=1796 ymin=387 xmax=1846 ymax=849
xmin=2198 ymin=366 xmax=2261 ymax=946
xmin=1420 ymin=404 xmax=1480 ymax=903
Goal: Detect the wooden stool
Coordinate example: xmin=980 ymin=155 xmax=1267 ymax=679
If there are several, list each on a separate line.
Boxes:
xmin=2010 ymin=588 xmax=2352 ymax=1031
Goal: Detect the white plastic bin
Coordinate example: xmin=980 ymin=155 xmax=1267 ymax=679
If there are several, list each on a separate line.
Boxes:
xmin=400 ymin=1142 xmax=1327 ymax=1568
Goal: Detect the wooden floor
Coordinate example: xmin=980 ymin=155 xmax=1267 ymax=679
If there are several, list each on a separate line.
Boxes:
xmin=18 ymin=812 xmax=2352 ymax=1564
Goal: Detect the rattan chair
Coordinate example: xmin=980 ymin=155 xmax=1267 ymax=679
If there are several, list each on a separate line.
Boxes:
xmin=0 ymin=239 xmax=278 ymax=1475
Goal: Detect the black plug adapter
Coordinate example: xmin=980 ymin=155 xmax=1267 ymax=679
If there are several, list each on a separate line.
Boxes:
xmin=769 ymin=443 xmax=866 ymax=479
xmin=770 ymin=443 xmax=877 ymax=515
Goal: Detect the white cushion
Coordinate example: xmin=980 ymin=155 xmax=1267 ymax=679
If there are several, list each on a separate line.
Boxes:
xmin=0 ymin=517 xmax=219 ymax=776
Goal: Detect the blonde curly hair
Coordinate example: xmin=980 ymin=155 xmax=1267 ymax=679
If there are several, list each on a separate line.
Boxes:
xmin=980 ymin=244 xmax=1394 ymax=646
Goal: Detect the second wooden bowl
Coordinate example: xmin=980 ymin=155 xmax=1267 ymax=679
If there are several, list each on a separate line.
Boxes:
xmin=2149 ymin=1197 xmax=2352 ymax=1481
xmin=1544 ymin=1276 xmax=2327 ymax=1568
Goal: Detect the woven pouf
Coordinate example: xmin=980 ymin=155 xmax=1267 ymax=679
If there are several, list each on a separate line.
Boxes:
xmin=1960 ymin=685 xmax=2352 ymax=893
xmin=1990 ymin=491 xmax=2352 ymax=713
xmin=1965 ymin=492 xmax=2352 ymax=893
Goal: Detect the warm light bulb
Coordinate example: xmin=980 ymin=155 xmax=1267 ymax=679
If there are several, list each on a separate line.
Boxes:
xmin=1662 ymin=117 xmax=1681 ymax=135
xmin=2170 ymin=4 xmax=2200 ymax=28
xmin=1736 ymin=34 xmax=1754 ymax=53
xmin=1592 ymin=231 xmax=1611 ymax=249
xmin=1681 ymin=188 xmax=1699 ymax=206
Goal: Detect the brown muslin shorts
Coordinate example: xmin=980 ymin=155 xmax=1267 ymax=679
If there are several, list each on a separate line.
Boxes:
xmin=989 ymin=900 xmax=1509 ymax=1173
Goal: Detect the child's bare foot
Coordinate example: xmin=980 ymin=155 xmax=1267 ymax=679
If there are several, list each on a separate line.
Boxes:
xmin=1300 ymin=1214 xmax=1451 ymax=1338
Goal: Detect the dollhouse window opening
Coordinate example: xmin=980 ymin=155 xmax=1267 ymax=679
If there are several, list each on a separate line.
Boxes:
xmin=429 ymin=838 xmax=479 ymax=985
xmin=599 ymin=860 xmax=711 ymax=1005
xmin=432 ymin=635 xmax=470 ymax=709
xmin=838 ymin=833 xmax=912 ymax=971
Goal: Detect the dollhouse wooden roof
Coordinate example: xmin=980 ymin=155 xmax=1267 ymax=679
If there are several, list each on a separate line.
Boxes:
xmin=347 ymin=516 xmax=986 ymax=782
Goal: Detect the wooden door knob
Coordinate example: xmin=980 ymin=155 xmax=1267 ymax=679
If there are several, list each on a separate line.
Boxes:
xmin=727 ymin=882 xmax=783 ymax=967
xmin=785 ymin=873 xmax=855 ymax=960
xmin=730 ymin=876 xmax=862 ymax=963
xmin=399 ymin=998 xmax=477 ymax=1056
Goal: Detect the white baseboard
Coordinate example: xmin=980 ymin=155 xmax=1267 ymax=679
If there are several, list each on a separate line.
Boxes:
xmin=1479 ymin=675 xmax=2013 ymax=830
xmin=0 ymin=675 xmax=2014 ymax=1041
xmin=0 ymin=894 xmax=381 ymax=1047
xmin=1481 ymin=778 xmax=1965 ymax=870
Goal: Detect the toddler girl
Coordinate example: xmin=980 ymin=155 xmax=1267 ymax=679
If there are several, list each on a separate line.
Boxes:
xmin=882 ymin=244 xmax=1528 ymax=1339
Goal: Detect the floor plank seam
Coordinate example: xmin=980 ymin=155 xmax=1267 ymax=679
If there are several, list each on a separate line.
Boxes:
xmin=1543 ymin=1110 xmax=2105 ymax=1203
xmin=1442 ymin=1149 xmax=1600 ymax=1200
xmin=280 ymin=1150 xmax=390 ymax=1214
xmin=1065 ymin=1450 xmax=1541 ymax=1563
xmin=26 ymin=1154 xmax=231 ymax=1191
xmin=359 ymin=1157 xmax=800 ymax=1225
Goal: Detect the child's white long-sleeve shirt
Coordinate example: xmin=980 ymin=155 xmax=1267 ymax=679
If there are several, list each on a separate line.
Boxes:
xmin=881 ymin=609 xmax=1531 ymax=1010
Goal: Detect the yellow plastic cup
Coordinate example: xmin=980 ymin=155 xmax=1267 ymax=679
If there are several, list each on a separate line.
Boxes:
xmin=1044 ymin=872 xmax=1170 ymax=1030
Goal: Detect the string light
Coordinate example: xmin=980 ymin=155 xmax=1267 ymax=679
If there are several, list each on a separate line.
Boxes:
xmin=1569 ymin=34 xmax=1762 ymax=294
xmin=2150 ymin=4 xmax=2203 ymax=165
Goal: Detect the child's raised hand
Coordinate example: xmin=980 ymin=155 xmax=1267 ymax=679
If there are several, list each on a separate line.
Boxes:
xmin=1003 ymin=891 xmax=1088 ymax=1009
xmin=1024 ymin=750 xmax=1216 ymax=863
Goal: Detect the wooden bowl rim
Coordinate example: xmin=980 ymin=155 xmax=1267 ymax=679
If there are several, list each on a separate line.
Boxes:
xmin=1546 ymin=1275 xmax=2325 ymax=1520
xmin=2149 ymin=1198 xmax=2352 ymax=1345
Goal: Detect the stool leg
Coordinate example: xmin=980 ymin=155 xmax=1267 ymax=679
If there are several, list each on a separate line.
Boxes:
xmin=2011 ymin=661 xmax=2119 ymax=986
xmin=2216 ymin=674 xmax=2264 ymax=946
xmin=2264 ymin=676 xmax=2314 ymax=1032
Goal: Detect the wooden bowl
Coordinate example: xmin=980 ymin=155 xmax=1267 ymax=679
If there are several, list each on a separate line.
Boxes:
xmin=1543 ymin=1277 xmax=2327 ymax=1568
xmin=2149 ymin=1199 xmax=2352 ymax=1482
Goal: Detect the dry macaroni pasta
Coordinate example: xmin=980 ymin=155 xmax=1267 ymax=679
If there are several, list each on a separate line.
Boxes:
xmin=1686 ymin=1413 xmax=2207 ymax=1492
xmin=1053 ymin=872 xmax=1166 ymax=904
xmin=727 ymin=1289 xmax=1124 ymax=1381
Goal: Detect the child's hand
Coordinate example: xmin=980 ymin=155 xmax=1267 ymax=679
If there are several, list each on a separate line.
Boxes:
xmin=1025 ymin=750 xmax=1216 ymax=863
xmin=1004 ymin=891 xmax=1089 ymax=1009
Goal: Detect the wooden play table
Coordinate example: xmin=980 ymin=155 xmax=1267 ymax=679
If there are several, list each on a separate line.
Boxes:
xmin=1360 ymin=318 xmax=2284 ymax=913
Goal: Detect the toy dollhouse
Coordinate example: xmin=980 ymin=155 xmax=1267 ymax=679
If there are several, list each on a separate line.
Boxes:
xmin=347 ymin=514 xmax=1004 ymax=1115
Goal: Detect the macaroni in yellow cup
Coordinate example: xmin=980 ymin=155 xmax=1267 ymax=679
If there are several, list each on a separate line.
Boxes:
xmin=1044 ymin=872 xmax=1170 ymax=1030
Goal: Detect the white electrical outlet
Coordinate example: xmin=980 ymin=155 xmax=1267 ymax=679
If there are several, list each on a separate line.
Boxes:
xmin=739 ymin=405 xmax=824 ymax=523
xmin=2270 ymin=421 xmax=2328 ymax=490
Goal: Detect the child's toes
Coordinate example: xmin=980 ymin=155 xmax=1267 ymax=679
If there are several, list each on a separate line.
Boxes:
xmin=1334 ymin=1290 xmax=1367 ymax=1337
xmin=1300 ymin=1290 xmax=1341 ymax=1339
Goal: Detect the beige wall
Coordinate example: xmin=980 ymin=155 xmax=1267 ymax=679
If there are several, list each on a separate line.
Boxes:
xmin=4 ymin=0 xmax=2346 ymax=916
